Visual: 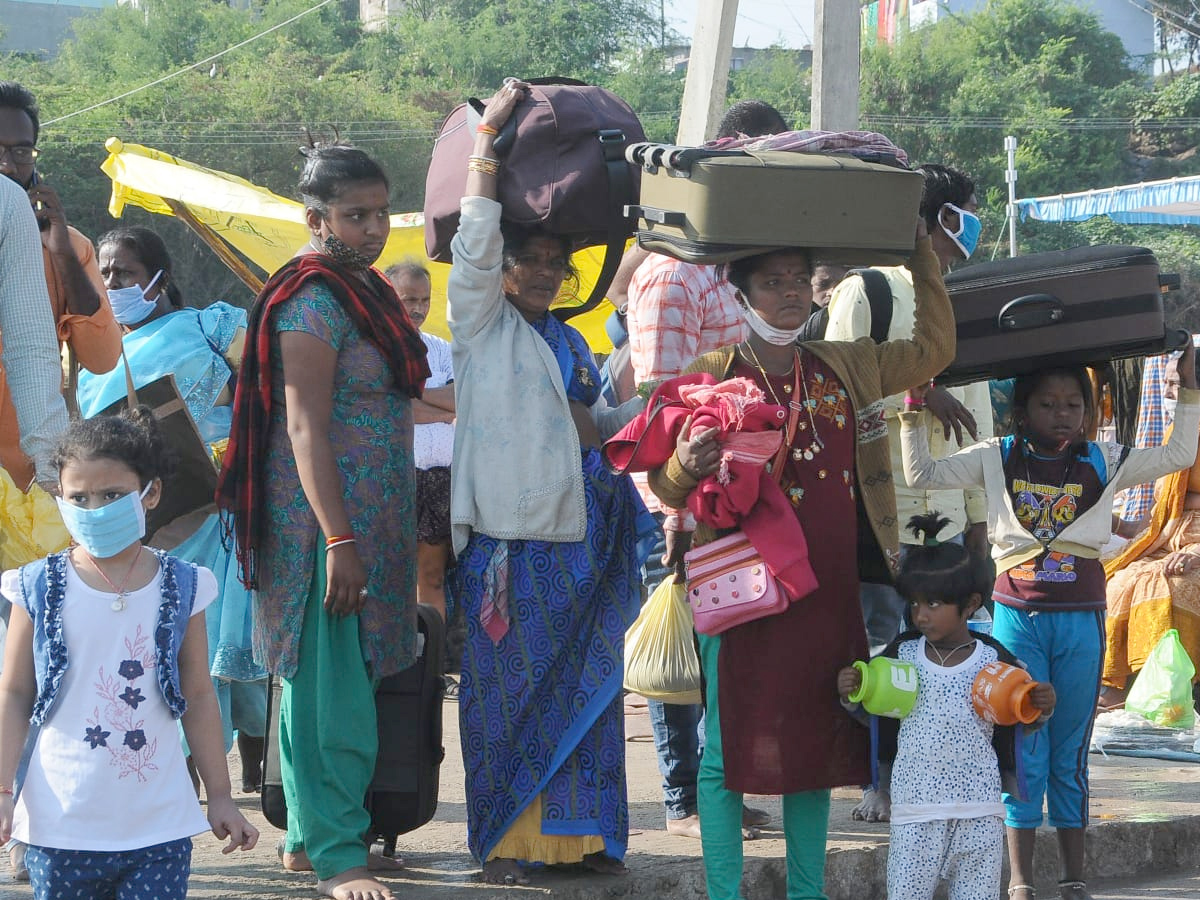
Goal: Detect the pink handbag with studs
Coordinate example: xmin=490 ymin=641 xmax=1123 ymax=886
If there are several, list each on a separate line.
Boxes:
xmin=684 ymin=531 xmax=788 ymax=636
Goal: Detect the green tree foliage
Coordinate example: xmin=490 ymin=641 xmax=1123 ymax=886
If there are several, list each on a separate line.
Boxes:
xmin=9 ymin=0 xmax=665 ymax=304
xmin=727 ymin=49 xmax=812 ymax=130
xmin=861 ymin=0 xmax=1138 ymax=199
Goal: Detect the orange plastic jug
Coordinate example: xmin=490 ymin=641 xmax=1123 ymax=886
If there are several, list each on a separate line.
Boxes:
xmin=971 ymin=661 xmax=1040 ymax=725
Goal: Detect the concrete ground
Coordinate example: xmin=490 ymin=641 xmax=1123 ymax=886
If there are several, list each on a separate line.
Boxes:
xmin=3 ymin=694 xmax=1200 ymax=899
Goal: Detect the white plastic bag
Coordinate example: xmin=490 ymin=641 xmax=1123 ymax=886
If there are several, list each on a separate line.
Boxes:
xmin=624 ymin=578 xmax=702 ymax=705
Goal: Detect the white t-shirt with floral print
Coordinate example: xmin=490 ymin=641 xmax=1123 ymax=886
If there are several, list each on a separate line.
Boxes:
xmin=5 ymin=559 xmax=216 ymax=851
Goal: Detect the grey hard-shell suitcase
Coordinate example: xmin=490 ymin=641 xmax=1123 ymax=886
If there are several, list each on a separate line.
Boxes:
xmin=624 ymin=143 xmax=923 ymax=265
xmin=938 ymin=244 xmax=1187 ymax=386
xmin=261 ymin=604 xmax=446 ymax=857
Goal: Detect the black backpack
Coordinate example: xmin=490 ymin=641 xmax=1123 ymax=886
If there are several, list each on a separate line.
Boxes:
xmin=800 ymin=268 xmax=893 ymax=343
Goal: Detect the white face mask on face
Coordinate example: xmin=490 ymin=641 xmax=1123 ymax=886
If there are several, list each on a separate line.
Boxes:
xmin=106 ymin=270 xmax=163 ymax=325
xmin=1163 ymin=396 xmax=1179 ymax=425
xmin=740 ymin=301 xmax=806 ymax=346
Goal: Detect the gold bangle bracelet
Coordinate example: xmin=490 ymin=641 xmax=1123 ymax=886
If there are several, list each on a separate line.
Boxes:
xmin=467 ymin=157 xmax=500 ymax=176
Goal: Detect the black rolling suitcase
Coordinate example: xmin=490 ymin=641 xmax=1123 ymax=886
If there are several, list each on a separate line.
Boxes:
xmin=262 ymin=605 xmax=446 ymax=857
xmin=938 ymin=244 xmax=1188 ymax=386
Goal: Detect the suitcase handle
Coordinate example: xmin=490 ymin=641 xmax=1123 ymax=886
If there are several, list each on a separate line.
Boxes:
xmin=998 ymin=294 xmax=1065 ymax=331
xmin=625 ymin=204 xmax=686 ymax=227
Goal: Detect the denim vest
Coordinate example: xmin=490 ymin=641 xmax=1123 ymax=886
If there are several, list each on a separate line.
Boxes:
xmin=19 ymin=548 xmax=198 ymax=727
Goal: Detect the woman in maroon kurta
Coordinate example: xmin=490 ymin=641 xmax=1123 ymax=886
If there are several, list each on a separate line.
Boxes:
xmin=649 ymin=231 xmax=955 ymax=900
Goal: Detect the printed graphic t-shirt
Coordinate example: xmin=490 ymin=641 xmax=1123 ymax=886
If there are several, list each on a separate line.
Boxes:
xmin=5 ymin=560 xmax=217 ymax=851
xmin=993 ymin=444 xmax=1107 ymax=612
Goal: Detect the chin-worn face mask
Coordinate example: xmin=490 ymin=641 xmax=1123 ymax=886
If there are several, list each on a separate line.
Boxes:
xmin=940 ymin=203 xmax=982 ymax=260
xmin=316 ymin=234 xmax=376 ymax=270
xmin=56 ymin=483 xmax=152 ymax=559
xmin=740 ymin=300 xmax=806 ymax=346
xmin=106 ymin=270 xmax=163 ymax=325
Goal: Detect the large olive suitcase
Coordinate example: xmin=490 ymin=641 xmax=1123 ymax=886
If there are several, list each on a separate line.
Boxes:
xmin=262 ymin=605 xmax=446 ymax=857
xmin=624 ymin=143 xmax=923 ymax=265
xmin=938 ymin=244 xmax=1187 ymax=386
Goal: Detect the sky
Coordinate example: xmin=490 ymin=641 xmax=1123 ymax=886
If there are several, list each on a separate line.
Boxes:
xmin=665 ymin=0 xmax=818 ymax=49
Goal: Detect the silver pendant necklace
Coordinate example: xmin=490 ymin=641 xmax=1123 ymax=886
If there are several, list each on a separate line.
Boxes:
xmin=77 ymin=546 xmax=143 ymax=612
xmin=927 ymin=638 xmax=975 ymax=666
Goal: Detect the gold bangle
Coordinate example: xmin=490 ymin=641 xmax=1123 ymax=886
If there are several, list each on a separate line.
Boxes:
xmin=468 ymin=156 xmax=500 ymax=177
xmin=467 ymin=160 xmax=499 ymax=177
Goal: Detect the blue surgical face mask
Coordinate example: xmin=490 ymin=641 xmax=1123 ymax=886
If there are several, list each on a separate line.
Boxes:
xmin=56 ymin=483 xmax=152 ymax=559
xmin=106 ymin=270 xmax=163 ymax=325
xmin=940 ymin=204 xmax=982 ymax=259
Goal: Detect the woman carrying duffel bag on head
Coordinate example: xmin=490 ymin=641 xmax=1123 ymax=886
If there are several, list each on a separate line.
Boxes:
xmin=445 ymin=79 xmax=651 ymax=887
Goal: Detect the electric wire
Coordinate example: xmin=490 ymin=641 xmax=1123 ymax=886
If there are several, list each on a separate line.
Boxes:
xmin=42 ymin=0 xmax=339 ymax=128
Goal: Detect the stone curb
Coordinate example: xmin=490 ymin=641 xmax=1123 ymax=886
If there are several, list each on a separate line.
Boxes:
xmin=453 ymin=815 xmax=1200 ymax=900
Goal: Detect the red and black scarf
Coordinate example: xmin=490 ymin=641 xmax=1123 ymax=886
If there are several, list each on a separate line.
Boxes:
xmin=216 ymin=253 xmax=430 ymax=588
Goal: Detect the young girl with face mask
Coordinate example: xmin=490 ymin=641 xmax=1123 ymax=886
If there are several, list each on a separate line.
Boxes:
xmin=0 ymin=408 xmax=257 ymax=900
xmin=900 ymin=350 xmax=1200 ymax=900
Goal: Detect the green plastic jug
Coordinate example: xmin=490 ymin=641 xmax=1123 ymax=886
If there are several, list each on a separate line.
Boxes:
xmin=848 ymin=657 xmax=919 ymax=719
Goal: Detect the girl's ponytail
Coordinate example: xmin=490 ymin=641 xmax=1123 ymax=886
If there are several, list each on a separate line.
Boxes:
xmin=895 ymin=512 xmax=994 ymax=609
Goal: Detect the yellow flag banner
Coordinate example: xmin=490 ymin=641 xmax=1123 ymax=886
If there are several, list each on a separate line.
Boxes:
xmin=101 ymin=138 xmax=617 ymax=350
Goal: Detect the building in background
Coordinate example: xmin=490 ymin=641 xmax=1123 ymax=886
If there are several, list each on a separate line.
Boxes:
xmin=0 ymin=0 xmax=118 ymax=57
xmin=862 ymin=0 xmax=1156 ymax=66
xmin=664 ymin=43 xmax=813 ymax=75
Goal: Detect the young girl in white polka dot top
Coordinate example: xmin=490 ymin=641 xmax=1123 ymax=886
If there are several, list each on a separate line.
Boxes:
xmin=839 ymin=513 xmax=1056 ymax=900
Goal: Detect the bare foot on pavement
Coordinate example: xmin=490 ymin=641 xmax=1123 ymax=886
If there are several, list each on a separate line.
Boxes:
xmin=582 ymin=851 xmax=627 ymax=875
xmin=282 ymin=847 xmax=404 ymax=873
xmin=665 ymin=813 xmax=702 ymax=838
xmin=317 ymin=867 xmax=394 ymax=900
xmin=482 ymin=858 xmax=529 ymax=885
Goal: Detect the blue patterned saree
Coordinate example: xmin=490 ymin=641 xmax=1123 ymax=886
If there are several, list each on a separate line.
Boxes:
xmin=454 ymin=314 xmax=643 ymax=864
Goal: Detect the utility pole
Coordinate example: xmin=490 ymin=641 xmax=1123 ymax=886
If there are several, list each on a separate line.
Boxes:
xmin=812 ymin=0 xmax=860 ymax=131
xmin=1005 ymin=135 xmax=1019 ymax=257
xmin=676 ymin=0 xmax=739 ymax=144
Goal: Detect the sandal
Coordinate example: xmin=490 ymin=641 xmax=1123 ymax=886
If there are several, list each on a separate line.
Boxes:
xmin=9 ymin=843 xmax=28 ymax=883
xmin=1007 ymin=886 xmax=1035 ymax=899
xmin=443 ymin=675 xmax=460 ymax=701
xmin=1059 ymin=880 xmax=1092 ymax=900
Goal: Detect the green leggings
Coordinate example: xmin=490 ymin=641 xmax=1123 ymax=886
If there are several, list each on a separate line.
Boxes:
xmin=697 ymin=632 xmax=831 ymax=900
xmin=279 ymin=550 xmax=377 ymax=880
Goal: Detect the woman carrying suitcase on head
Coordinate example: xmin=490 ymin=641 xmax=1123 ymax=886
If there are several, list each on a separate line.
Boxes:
xmin=646 ymin=219 xmax=956 ymax=900
xmin=900 ymin=349 xmax=1200 ymax=900
xmin=217 ymin=141 xmax=429 ymax=900
xmin=446 ymin=79 xmax=650 ymax=885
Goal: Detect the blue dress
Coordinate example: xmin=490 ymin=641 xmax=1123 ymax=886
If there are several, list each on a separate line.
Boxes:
xmin=77 ymin=303 xmax=266 ymax=746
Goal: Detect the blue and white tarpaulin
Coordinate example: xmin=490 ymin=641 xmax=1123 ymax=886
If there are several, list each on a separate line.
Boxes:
xmin=1017 ymin=175 xmax=1200 ymax=226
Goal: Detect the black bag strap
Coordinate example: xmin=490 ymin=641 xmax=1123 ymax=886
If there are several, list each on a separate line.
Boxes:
xmin=849 ymin=268 xmax=894 ymax=344
xmin=555 ymin=128 xmax=630 ymax=323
